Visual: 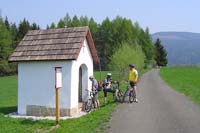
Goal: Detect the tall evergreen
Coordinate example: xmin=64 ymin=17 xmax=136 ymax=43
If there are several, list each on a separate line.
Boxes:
xmin=95 ymin=17 xmax=114 ymax=69
xmin=10 ymin=23 xmax=18 ymax=48
xmin=89 ymin=18 xmax=98 ymax=35
xmin=50 ymin=22 xmax=56 ymax=29
xmin=46 ymin=25 xmax=50 ymax=29
xmin=63 ymin=13 xmax=72 ymax=27
xmin=57 ymin=19 xmax=65 ymax=28
xmin=154 ymin=38 xmax=168 ymax=66
xmin=31 ymin=22 xmax=40 ymax=30
xmin=80 ymin=16 xmax=89 ymax=26
xmin=4 ymin=16 xmax=10 ymax=30
xmin=0 ymin=17 xmax=15 ymax=75
xmin=17 ymin=18 xmax=31 ymax=40
xmin=71 ymin=15 xmax=80 ymax=27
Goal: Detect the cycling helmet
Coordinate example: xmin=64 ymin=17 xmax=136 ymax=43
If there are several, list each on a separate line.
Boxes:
xmin=129 ymin=64 xmax=135 ymax=68
xmin=89 ymin=76 xmax=94 ymax=79
xmin=107 ymin=73 xmax=112 ymax=76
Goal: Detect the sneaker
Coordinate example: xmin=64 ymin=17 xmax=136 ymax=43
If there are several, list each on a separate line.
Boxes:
xmin=134 ymin=98 xmax=138 ymax=103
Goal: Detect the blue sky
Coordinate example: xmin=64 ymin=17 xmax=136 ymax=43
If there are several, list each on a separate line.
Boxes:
xmin=1 ymin=0 xmax=200 ymax=33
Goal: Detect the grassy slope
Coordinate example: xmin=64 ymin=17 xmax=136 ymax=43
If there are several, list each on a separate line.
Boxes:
xmin=0 ymin=69 xmax=148 ymax=132
xmin=160 ymin=66 xmax=200 ymax=105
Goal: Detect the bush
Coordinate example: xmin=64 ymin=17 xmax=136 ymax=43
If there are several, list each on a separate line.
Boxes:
xmin=0 ymin=61 xmax=17 ymax=76
xmin=109 ymin=42 xmax=145 ymax=80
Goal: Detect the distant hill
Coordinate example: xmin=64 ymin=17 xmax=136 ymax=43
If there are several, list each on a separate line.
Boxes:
xmin=151 ymin=32 xmax=200 ymax=66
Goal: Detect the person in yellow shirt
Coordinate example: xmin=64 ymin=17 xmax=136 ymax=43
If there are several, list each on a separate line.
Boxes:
xmin=129 ymin=64 xmax=138 ymax=102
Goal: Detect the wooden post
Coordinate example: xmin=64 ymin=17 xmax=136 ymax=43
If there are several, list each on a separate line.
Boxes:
xmin=55 ymin=67 xmax=62 ymax=126
xmin=56 ymin=88 xmax=60 ymax=125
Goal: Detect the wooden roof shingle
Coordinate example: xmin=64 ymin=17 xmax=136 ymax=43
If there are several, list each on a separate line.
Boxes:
xmin=9 ymin=26 xmax=99 ymax=64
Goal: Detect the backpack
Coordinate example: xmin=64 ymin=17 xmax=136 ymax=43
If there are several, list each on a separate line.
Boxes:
xmin=97 ymin=81 xmax=103 ymax=91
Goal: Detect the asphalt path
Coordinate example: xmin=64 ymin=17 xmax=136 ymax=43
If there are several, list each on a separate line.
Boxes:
xmin=107 ymin=69 xmax=200 ymax=133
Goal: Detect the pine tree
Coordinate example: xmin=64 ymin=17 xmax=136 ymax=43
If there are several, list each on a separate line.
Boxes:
xmin=0 ymin=18 xmax=14 ymax=75
xmin=71 ymin=15 xmax=80 ymax=27
xmin=10 ymin=23 xmax=18 ymax=48
xmin=46 ymin=25 xmax=50 ymax=29
xmin=57 ymin=19 xmax=65 ymax=28
xmin=80 ymin=16 xmax=89 ymax=26
xmin=154 ymin=38 xmax=168 ymax=66
xmin=17 ymin=18 xmax=31 ymax=40
xmin=63 ymin=13 xmax=72 ymax=27
xmin=4 ymin=16 xmax=10 ymax=30
xmin=50 ymin=22 xmax=56 ymax=29
xmin=31 ymin=22 xmax=40 ymax=30
xmin=95 ymin=17 xmax=114 ymax=69
xmin=89 ymin=18 xmax=98 ymax=35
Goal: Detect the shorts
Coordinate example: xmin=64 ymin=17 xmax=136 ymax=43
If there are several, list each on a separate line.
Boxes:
xmin=92 ymin=93 xmax=98 ymax=101
xmin=103 ymin=88 xmax=115 ymax=97
xmin=130 ymin=81 xmax=136 ymax=88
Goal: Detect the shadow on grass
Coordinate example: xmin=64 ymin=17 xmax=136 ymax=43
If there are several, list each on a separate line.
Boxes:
xmin=20 ymin=119 xmax=54 ymax=126
xmin=100 ymin=100 xmax=116 ymax=108
xmin=0 ymin=106 xmax=17 ymax=114
xmin=20 ymin=119 xmax=56 ymax=132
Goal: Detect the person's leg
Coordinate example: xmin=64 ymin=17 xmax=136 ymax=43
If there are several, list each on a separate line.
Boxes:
xmin=94 ymin=101 xmax=97 ymax=108
xmin=97 ymin=99 xmax=100 ymax=108
xmin=115 ymin=89 xmax=118 ymax=97
xmin=103 ymin=89 xmax=107 ymax=103
xmin=94 ymin=94 xmax=97 ymax=108
xmin=96 ymin=93 xmax=100 ymax=108
xmin=133 ymin=85 xmax=138 ymax=102
xmin=92 ymin=96 xmax=97 ymax=108
xmin=104 ymin=97 xmax=107 ymax=104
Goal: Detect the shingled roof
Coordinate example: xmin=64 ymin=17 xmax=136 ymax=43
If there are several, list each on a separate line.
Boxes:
xmin=8 ymin=26 xmax=99 ymax=64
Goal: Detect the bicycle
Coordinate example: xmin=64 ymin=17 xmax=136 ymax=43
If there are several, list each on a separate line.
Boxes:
xmin=111 ymin=81 xmax=123 ymax=102
xmin=85 ymin=90 xmax=96 ymax=112
xmin=128 ymin=87 xmax=134 ymax=103
xmin=115 ymin=88 xmax=124 ymax=103
xmin=116 ymin=83 xmax=135 ymax=103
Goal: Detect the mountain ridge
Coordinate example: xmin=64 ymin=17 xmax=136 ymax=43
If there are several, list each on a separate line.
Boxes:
xmin=151 ymin=32 xmax=200 ymax=66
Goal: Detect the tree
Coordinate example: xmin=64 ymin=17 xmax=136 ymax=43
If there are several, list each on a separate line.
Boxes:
xmin=80 ymin=16 xmax=89 ymax=26
xmin=71 ymin=15 xmax=80 ymax=27
xmin=4 ymin=16 xmax=10 ymax=30
xmin=109 ymin=42 xmax=145 ymax=79
xmin=94 ymin=17 xmax=114 ymax=70
xmin=46 ymin=25 xmax=50 ymax=29
xmin=17 ymin=18 xmax=31 ymax=40
xmin=0 ymin=18 xmax=12 ymax=60
xmin=154 ymin=38 xmax=168 ymax=66
xmin=57 ymin=19 xmax=65 ymax=28
xmin=50 ymin=22 xmax=56 ymax=29
xmin=137 ymin=27 xmax=155 ymax=67
xmin=89 ymin=18 xmax=98 ymax=35
xmin=31 ymin=22 xmax=40 ymax=30
xmin=63 ymin=13 xmax=72 ymax=27
xmin=10 ymin=23 xmax=18 ymax=48
xmin=0 ymin=18 xmax=16 ymax=75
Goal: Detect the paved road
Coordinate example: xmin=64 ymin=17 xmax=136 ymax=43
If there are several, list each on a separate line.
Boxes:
xmin=107 ymin=69 xmax=200 ymax=133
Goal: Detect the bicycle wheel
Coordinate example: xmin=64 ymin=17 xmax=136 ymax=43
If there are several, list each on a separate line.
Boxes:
xmin=85 ymin=99 xmax=92 ymax=112
xmin=117 ymin=90 xmax=124 ymax=103
xmin=129 ymin=91 xmax=134 ymax=103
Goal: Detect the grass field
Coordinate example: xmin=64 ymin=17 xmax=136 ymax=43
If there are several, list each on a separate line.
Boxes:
xmin=0 ymin=70 xmax=147 ymax=132
xmin=160 ymin=66 xmax=200 ymax=105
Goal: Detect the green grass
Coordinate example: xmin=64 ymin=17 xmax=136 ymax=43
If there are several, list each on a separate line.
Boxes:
xmin=0 ymin=69 xmax=149 ymax=132
xmin=0 ymin=73 xmax=117 ymax=133
xmin=160 ymin=66 xmax=200 ymax=105
xmin=0 ymin=76 xmax=17 ymax=114
xmin=0 ymin=72 xmax=119 ymax=133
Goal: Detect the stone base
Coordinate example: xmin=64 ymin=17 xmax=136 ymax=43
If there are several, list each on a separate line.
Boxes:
xmin=26 ymin=105 xmax=78 ymax=116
